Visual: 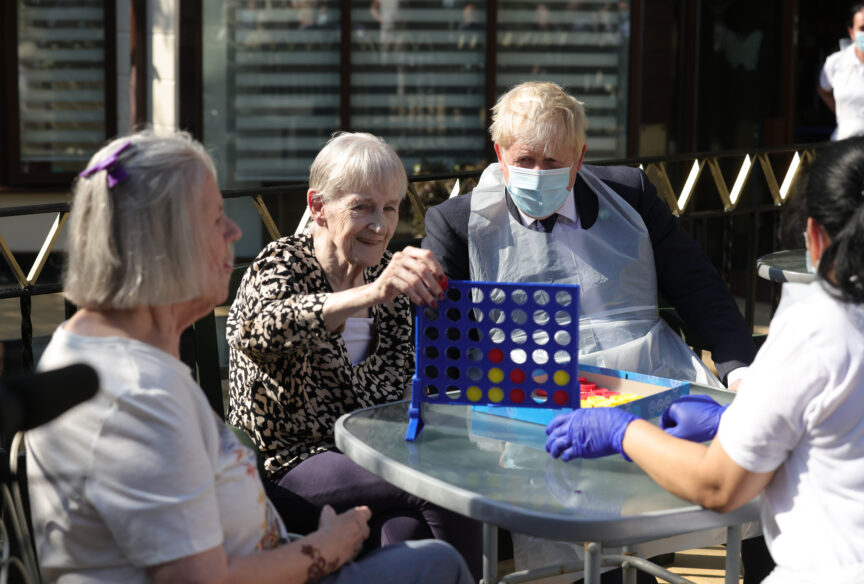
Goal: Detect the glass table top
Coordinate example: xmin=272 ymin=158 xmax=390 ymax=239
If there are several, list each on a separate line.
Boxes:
xmin=335 ymin=385 xmax=758 ymax=545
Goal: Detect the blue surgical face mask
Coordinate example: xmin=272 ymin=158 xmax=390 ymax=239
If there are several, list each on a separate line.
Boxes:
xmin=856 ymin=31 xmax=864 ymax=53
xmin=505 ymin=165 xmax=572 ymax=218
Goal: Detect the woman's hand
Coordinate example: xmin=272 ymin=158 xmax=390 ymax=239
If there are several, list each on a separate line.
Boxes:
xmin=149 ymin=505 xmax=372 ymax=584
xmin=314 ymin=505 xmax=371 ymax=567
xmin=368 ymin=246 xmax=447 ymax=307
xmin=321 ymin=247 xmax=447 ymax=332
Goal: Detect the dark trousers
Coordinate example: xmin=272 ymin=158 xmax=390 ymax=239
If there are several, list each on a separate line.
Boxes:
xmin=265 ymin=450 xmax=483 ymax=582
xmin=742 ymin=536 xmax=775 ymax=584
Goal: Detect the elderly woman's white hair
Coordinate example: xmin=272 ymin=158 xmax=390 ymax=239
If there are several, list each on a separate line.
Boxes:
xmin=489 ymin=81 xmax=587 ymax=157
xmin=64 ymin=130 xmax=217 ymax=309
xmin=309 ymin=132 xmax=408 ymax=204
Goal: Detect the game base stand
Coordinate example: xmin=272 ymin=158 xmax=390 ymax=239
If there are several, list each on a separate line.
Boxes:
xmin=472 ymin=363 xmax=690 ymax=427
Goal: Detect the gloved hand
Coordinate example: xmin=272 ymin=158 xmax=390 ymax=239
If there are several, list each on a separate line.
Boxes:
xmin=659 ymin=394 xmax=728 ymax=443
xmin=545 ymin=408 xmax=638 ymax=462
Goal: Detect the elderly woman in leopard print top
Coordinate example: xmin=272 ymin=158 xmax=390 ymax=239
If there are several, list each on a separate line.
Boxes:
xmin=227 ymin=132 xmax=481 ymax=579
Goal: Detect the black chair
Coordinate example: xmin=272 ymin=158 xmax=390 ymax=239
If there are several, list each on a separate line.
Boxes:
xmin=1 ymin=439 xmax=41 ymax=584
xmin=189 ymin=264 xmax=251 ymax=419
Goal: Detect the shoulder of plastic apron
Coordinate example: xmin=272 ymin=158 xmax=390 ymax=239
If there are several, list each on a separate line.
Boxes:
xmin=470 ymin=164 xmax=511 ymax=218
xmin=581 ymin=163 xmax=651 ymax=198
xmin=476 ymin=162 xmax=505 ymax=189
xmin=578 ymin=165 xmax=653 ymax=237
xmin=476 ymin=163 xmax=534 ymax=227
xmin=578 ymin=163 xmax=655 ymax=223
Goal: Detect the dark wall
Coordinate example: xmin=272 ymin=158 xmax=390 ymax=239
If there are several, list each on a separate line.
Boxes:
xmin=695 ymin=0 xmax=790 ymax=151
xmin=640 ymin=1 xmax=679 ymax=129
xmin=796 ymin=0 xmax=857 ymax=143
xmin=638 ymin=0 xmax=798 ymax=154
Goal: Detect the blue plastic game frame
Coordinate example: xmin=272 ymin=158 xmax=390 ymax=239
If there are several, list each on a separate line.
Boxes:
xmin=405 ymin=280 xmax=581 ymax=441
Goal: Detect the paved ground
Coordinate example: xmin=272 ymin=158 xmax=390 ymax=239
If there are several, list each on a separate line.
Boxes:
xmin=0 ymin=293 xmax=66 ymax=338
xmin=666 ymin=546 xmax=742 ymax=583
xmin=497 ymin=545 xmax=742 ymax=583
xmin=0 ymin=293 xmax=66 ymax=374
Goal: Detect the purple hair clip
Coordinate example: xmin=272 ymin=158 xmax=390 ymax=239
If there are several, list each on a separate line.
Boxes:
xmin=78 ymin=139 xmax=133 ymax=188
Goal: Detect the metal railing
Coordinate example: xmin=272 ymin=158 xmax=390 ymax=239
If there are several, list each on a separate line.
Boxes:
xmin=0 ymin=144 xmax=822 ymax=373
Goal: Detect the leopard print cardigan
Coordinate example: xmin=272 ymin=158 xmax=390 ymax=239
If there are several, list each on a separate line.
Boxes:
xmin=226 ymin=234 xmax=413 ymax=477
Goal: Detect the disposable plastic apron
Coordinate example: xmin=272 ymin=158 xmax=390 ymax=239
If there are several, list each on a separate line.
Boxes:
xmin=468 ymin=164 xmax=721 ymax=387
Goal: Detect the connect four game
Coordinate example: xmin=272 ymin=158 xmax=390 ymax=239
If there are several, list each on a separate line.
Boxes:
xmin=405 ymin=280 xmax=581 ymax=441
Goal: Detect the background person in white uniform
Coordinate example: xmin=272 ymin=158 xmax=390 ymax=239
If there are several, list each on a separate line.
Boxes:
xmin=546 ymin=136 xmax=864 ymax=584
xmin=819 ymin=3 xmax=864 ymax=140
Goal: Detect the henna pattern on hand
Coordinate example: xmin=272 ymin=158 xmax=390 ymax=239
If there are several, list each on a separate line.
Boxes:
xmin=301 ymin=544 xmax=340 ymax=583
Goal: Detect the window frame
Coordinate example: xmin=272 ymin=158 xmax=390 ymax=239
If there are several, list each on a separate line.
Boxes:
xmin=1 ymin=0 xmax=118 ymax=188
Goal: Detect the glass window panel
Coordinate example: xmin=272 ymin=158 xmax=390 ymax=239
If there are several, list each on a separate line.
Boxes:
xmin=350 ymin=0 xmax=488 ymax=172
xmin=203 ymin=0 xmax=342 ymax=187
xmin=496 ymin=0 xmax=630 ymax=159
xmin=203 ymin=0 xmax=631 ymax=187
xmin=16 ymin=0 xmax=106 ymax=174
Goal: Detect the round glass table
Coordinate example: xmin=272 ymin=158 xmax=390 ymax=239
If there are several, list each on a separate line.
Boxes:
xmin=335 ymin=385 xmax=758 ymax=584
xmin=756 ymin=249 xmax=815 ymax=284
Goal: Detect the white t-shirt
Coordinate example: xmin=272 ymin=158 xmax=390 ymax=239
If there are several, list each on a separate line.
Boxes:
xmin=25 ymin=326 xmax=286 ymax=583
xmin=717 ymin=282 xmax=864 ymax=583
xmin=820 ymin=44 xmax=864 ymax=140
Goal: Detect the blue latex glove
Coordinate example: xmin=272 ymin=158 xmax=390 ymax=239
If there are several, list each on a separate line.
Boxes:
xmin=545 ymin=408 xmax=638 ymax=462
xmin=659 ymin=395 xmax=728 ymax=443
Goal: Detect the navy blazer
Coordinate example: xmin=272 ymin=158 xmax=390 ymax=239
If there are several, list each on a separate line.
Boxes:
xmin=421 ymin=164 xmax=756 ymax=382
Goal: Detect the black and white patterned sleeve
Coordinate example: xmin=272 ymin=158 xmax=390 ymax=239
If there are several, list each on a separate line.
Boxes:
xmin=227 ymin=237 xmax=337 ymax=362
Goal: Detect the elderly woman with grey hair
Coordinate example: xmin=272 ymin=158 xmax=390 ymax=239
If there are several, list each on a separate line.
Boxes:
xmin=25 ymin=130 xmax=473 ymax=584
xmin=227 ymin=132 xmax=481 ymax=579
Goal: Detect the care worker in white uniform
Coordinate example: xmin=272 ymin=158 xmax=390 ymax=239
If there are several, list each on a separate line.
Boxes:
xmin=819 ymin=3 xmax=864 ymax=140
xmin=547 ymin=136 xmax=864 ymax=584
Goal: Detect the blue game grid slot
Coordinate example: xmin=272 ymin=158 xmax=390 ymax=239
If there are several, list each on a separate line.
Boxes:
xmin=405 ymin=280 xmax=581 ymax=441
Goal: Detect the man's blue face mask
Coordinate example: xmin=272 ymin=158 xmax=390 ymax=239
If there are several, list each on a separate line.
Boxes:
xmin=855 ymin=31 xmax=864 ymax=53
xmin=505 ymin=165 xmax=572 ymax=219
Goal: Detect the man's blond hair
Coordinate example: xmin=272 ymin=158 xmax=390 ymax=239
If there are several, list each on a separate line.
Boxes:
xmin=489 ymin=81 xmax=587 ymax=157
